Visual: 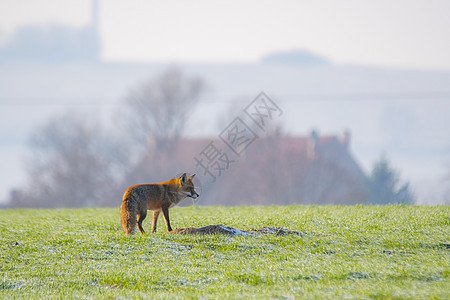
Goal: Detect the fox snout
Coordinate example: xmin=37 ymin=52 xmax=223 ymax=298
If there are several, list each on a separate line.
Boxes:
xmin=181 ymin=190 xmax=199 ymax=199
xmin=189 ymin=191 xmax=200 ymax=199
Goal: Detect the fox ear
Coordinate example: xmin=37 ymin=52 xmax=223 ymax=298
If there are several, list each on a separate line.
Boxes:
xmin=189 ymin=174 xmax=196 ymax=180
xmin=180 ymin=173 xmax=187 ymax=184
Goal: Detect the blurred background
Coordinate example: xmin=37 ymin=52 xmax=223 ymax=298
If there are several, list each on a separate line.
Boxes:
xmin=0 ymin=0 xmax=449 ymax=208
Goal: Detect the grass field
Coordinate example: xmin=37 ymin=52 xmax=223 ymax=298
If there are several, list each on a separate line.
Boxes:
xmin=0 ymin=205 xmax=449 ymax=299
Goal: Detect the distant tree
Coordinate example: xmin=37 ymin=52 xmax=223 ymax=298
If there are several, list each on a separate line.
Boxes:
xmin=120 ymin=67 xmax=206 ymax=185
xmin=368 ymin=155 xmax=415 ymax=204
xmin=9 ymin=113 xmax=125 ymax=208
xmin=123 ymin=67 xmax=205 ymax=150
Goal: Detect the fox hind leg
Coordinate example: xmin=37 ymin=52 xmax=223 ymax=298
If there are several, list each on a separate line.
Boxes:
xmin=137 ymin=210 xmax=147 ymax=235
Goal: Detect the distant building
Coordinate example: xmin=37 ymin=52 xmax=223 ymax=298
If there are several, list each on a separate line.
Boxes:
xmin=0 ymin=0 xmax=100 ymax=63
xmin=132 ymin=130 xmax=370 ymax=206
xmin=261 ymin=49 xmax=331 ymax=66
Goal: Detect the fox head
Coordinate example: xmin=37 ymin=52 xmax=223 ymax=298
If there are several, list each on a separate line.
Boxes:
xmin=179 ymin=173 xmax=199 ymax=199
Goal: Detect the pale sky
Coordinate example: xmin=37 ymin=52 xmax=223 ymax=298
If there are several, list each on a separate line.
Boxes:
xmin=0 ymin=0 xmax=450 ymax=69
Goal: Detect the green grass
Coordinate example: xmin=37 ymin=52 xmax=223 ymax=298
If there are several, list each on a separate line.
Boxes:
xmin=0 ymin=205 xmax=449 ymax=299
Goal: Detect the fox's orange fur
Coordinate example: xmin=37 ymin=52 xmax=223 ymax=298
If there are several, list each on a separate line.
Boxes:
xmin=120 ymin=173 xmax=199 ymax=235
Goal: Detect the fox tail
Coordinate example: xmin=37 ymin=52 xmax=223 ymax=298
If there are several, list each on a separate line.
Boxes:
xmin=120 ymin=194 xmax=137 ymax=235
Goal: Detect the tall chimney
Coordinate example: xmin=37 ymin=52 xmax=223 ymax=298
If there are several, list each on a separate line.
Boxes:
xmin=308 ymin=129 xmax=319 ymax=159
xmin=92 ymin=0 xmax=99 ymax=34
xmin=341 ymin=130 xmax=351 ymax=149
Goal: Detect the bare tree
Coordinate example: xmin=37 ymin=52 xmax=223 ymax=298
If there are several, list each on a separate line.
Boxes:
xmin=123 ymin=67 xmax=205 ymax=150
xmin=119 ymin=67 xmax=206 ymax=186
xmin=10 ymin=112 xmax=123 ymax=208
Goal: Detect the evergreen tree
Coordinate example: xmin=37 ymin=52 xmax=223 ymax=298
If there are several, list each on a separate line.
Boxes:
xmin=369 ymin=155 xmax=415 ymax=204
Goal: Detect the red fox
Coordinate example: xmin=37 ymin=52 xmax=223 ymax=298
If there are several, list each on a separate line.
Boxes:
xmin=120 ymin=173 xmax=199 ymax=235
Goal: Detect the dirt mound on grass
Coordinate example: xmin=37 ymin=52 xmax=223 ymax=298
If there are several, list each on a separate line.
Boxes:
xmin=252 ymin=227 xmax=306 ymax=236
xmin=169 ymin=225 xmax=306 ymax=236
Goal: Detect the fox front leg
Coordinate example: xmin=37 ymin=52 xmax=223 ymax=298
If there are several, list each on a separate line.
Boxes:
xmin=161 ymin=206 xmax=173 ymax=232
xmin=151 ymin=210 xmax=160 ymax=233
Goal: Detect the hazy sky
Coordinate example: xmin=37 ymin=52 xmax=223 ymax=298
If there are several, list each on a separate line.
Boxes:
xmin=0 ymin=0 xmax=449 ymax=69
